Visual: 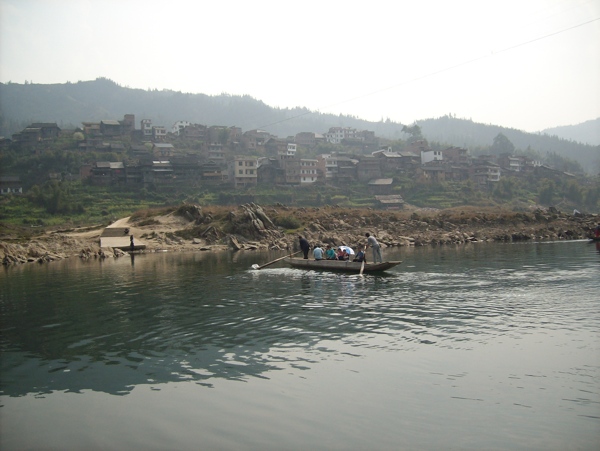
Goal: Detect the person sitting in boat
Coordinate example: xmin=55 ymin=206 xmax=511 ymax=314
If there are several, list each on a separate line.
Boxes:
xmin=325 ymin=244 xmax=336 ymax=260
xmin=595 ymin=224 xmax=600 ymax=238
xmin=337 ymin=248 xmax=349 ymax=261
xmin=353 ymin=246 xmax=366 ymax=263
xmin=313 ymin=244 xmax=324 ymax=260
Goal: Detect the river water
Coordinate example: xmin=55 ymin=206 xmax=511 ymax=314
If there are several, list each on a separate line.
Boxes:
xmin=1 ymin=241 xmax=599 ymax=450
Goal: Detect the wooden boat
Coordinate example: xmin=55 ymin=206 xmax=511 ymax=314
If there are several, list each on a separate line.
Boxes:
xmin=285 ymin=257 xmax=401 ymax=273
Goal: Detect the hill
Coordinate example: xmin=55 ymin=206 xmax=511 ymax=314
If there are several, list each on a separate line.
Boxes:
xmin=0 ymin=78 xmax=597 ymax=172
xmin=0 ymin=78 xmax=405 ymax=141
xmin=417 ymin=115 xmax=599 ymax=173
xmin=541 ymin=118 xmax=600 ymax=147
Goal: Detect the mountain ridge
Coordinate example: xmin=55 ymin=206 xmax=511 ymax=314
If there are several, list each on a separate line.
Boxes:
xmin=541 ymin=118 xmax=600 ymax=147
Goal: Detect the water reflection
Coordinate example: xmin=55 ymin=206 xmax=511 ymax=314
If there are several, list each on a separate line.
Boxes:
xmin=1 ymin=242 xmax=599 ymax=399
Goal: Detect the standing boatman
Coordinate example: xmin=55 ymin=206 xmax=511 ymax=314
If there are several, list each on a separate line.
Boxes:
xmin=365 ymin=233 xmax=383 ymax=263
xmin=299 ymin=235 xmax=310 ymax=259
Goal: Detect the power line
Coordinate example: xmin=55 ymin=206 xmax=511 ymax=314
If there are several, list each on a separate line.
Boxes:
xmin=259 ymin=17 xmax=600 ymax=131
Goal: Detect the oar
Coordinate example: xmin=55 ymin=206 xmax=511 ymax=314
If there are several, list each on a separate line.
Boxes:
xmin=254 ymin=251 xmax=301 ymax=270
xmin=359 ymin=259 xmax=365 ymax=276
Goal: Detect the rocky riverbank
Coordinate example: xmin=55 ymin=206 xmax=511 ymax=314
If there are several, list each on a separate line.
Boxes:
xmin=1 ymin=203 xmax=598 ymax=265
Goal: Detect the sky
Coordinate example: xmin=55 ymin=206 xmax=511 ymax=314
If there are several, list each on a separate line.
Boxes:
xmin=0 ymin=0 xmax=598 ymax=133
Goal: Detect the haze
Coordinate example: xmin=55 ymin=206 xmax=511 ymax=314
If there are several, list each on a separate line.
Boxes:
xmin=0 ymin=0 xmax=598 ymax=133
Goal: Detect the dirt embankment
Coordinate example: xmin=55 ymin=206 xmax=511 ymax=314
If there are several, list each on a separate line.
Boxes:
xmin=1 ymin=203 xmax=598 ymax=265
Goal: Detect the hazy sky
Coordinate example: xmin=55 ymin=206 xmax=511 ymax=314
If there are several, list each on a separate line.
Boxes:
xmin=1 ymin=0 xmax=598 ymax=133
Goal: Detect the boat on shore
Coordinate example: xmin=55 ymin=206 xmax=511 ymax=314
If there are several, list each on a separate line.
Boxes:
xmin=285 ymin=257 xmax=401 ymax=273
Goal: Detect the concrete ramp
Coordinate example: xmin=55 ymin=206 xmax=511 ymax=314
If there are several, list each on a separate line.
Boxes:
xmin=100 ymin=227 xmax=146 ymax=250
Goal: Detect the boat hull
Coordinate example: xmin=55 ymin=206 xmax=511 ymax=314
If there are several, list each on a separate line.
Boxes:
xmin=285 ymin=258 xmax=401 ymax=273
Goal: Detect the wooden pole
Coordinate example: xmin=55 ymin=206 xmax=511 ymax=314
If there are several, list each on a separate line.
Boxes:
xmin=256 ymin=251 xmax=301 ymax=270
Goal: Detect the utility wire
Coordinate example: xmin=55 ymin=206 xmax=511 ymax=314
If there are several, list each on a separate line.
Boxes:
xmin=258 ymin=17 xmax=600 ymax=130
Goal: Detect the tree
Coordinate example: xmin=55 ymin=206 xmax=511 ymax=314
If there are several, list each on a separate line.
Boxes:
xmin=583 ymin=186 xmax=599 ymax=209
xmin=490 ymin=133 xmax=515 ymax=155
xmin=538 ymin=179 xmax=556 ymax=205
xmin=493 ymin=178 xmax=516 ymax=200
xmin=564 ymin=180 xmax=583 ymax=204
xmin=401 ymin=124 xmax=423 ymax=141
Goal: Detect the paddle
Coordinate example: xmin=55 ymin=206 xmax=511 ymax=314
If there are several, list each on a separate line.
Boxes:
xmin=253 ymin=251 xmax=301 ymax=270
xmin=359 ymin=259 xmax=365 ymax=276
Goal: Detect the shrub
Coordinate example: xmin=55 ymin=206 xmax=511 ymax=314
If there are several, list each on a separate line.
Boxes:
xmin=273 ymin=215 xmax=301 ymax=230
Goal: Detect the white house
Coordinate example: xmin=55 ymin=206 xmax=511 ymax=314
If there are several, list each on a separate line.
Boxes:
xmin=421 ymin=150 xmax=443 ymax=164
xmin=171 ymin=121 xmax=192 ymax=135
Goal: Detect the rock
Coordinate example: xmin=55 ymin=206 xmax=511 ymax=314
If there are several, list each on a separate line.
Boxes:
xmin=230 ymin=235 xmax=242 ymax=251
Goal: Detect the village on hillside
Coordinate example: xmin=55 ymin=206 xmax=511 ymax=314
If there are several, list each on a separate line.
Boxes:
xmin=1 ymin=114 xmax=575 ymax=209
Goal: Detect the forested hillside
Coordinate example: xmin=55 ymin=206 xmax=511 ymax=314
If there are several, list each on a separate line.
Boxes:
xmin=1 ymin=78 xmax=597 ymax=173
xmin=542 ymin=118 xmax=600 ymax=147
xmin=417 ymin=115 xmax=599 ymax=173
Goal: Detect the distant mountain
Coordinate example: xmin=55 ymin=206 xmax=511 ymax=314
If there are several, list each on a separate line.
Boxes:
xmin=416 ymin=115 xmax=599 ymax=174
xmin=541 ymin=118 xmax=600 ymax=147
xmin=0 ymin=78 xmax=597 ymax=173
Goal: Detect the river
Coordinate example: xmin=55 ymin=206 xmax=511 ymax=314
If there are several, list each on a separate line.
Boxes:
xmin=1 ymin=241 xmax=599 ymax=450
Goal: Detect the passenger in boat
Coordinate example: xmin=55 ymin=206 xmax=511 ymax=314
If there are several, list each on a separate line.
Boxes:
xmin=313 ymin=244 xmax=324 ymax=260
xmin=365 ymin=233 xmax=383 ymax=263
xmin=337 ymin=248 xmax=349 ymax=261
xmin=299 ymin=235 xmax=310 ymax=259
xmin=325 ymin=244 xmax=336 ymax=260
xmin=353 ymin=246 xmax=366 ymax=263
xmin=595 ymin=224 xmax=600 ymax=238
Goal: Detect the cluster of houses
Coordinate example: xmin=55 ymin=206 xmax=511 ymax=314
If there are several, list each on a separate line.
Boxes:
xmin=2 ymin=114 xmax=564 ymax=206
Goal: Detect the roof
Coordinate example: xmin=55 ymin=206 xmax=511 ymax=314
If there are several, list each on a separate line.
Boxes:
xmin=31 ymin=123 xmax=60 ymax=128
xmin=375 ymin=195 xmax=404 ymax=204
xmin=368 ymin=178 xmax=393 ymax=185
xmin=0 ymin=176 xmax=21 ymax=183
xmin=95 ymin=161 xmax=124 ymax=169
xmin=101 ymin=120 xmax=120 ymax=126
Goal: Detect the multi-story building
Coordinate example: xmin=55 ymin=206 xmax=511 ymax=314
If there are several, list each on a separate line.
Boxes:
xmin=299 ymin=159 xmax=318 ymax=184
xmin=152 ymin=126 xmax=167 ymax=141
xmin=12 ymin=123 xmax=61 ymax=147
xmin=152 ymin=143 xmax=174 ymax=159
xmin=295 ymin=132 xmax=323 ymax=149
xmin=325 ymin=127 xmax=356 ymax=144
xmin=100 ymin=120 xmax=121 ymax=136
xmin=357 ymin=156 xmax=382 ymax=182
xmin=229 ymin=156 xmax=258 ymax=188
xmin=243 ymin=129 xmax=271 ymax=153
xmin=171 ymin=121 xmax=192 ymax=135
xmin=141 ymin=119 xmax=153 ymax=138
xmin=81 ymin=122 xmax=101 ymax=136
xmin=442 ymin=146 xmax=470 ymax=165
xmin=473 ymin=162 xmax=501 ymax=185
